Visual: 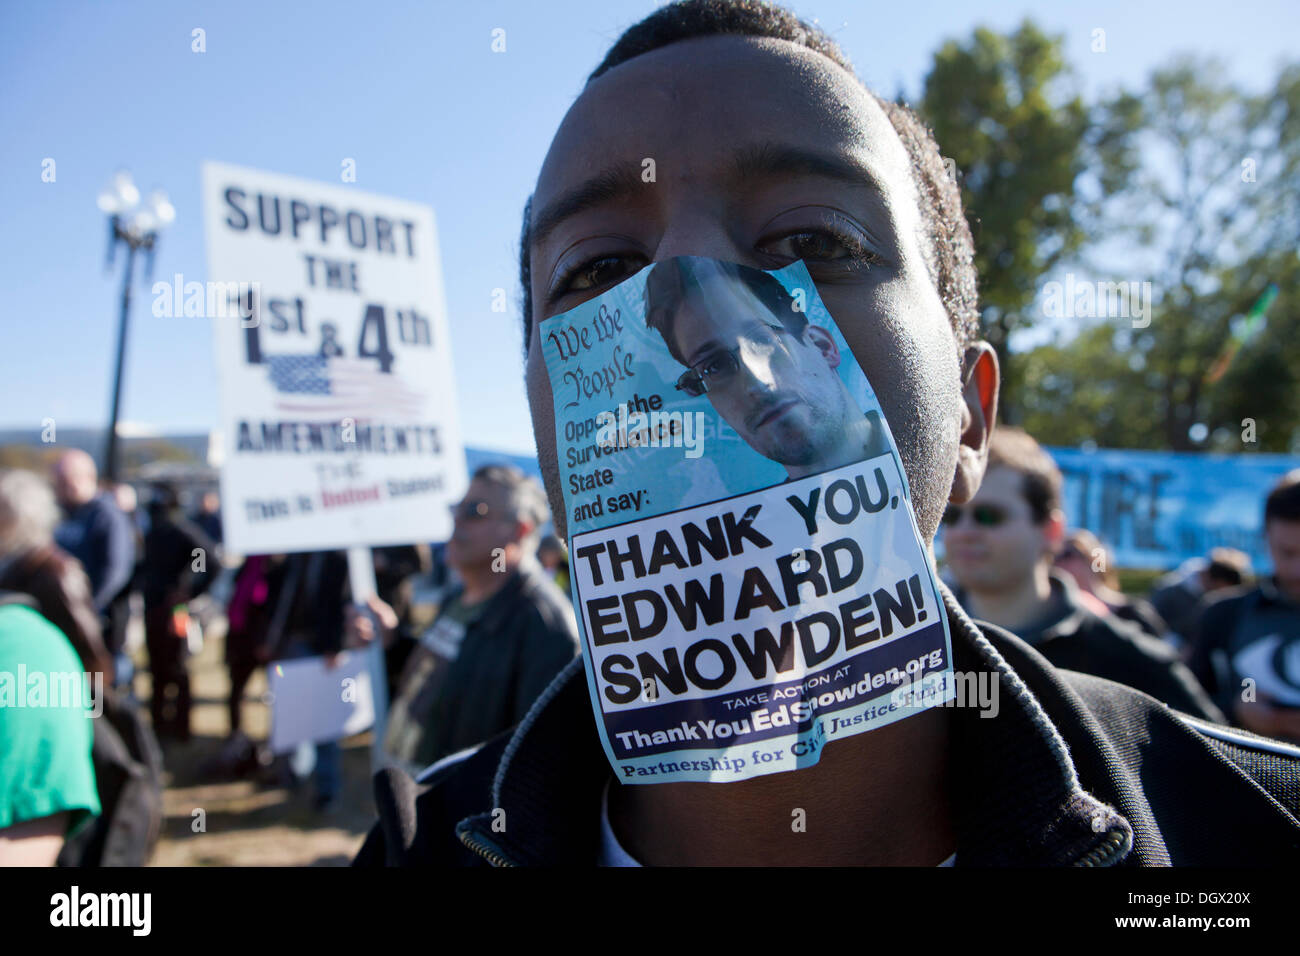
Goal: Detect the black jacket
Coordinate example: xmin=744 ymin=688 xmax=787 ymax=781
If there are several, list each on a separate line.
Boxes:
xmin=139 ymin=508 xmax=220 ymax=610
xmin=958 ymin=571 xmax=1223 ymax=723
xmin=270 ymin=550 xmax=350 ymax=657
xmin=353 ymin=585 xmax=1300 ymax=866
xmin=385 ymin=562 xmax=579 ymax=769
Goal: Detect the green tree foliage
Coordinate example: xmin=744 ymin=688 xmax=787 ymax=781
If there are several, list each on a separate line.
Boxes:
xmin=1019 ymin=59 xmax=1300 ymax=451
xmin=919 ymin=20 xmax=1088 ymax=411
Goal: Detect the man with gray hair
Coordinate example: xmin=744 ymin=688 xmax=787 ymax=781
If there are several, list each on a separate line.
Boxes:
xmin=0 ymin=468 xmax=112 ymax=682
xmin=349 ymin=464 xmax=579 ymax=775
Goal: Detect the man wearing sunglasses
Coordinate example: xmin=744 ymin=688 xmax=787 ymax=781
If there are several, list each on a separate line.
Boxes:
xmin=644 ymin=257 xmax=885 ymax=478
xmin=353 ymin=464 xmax=578 ymax=777
xmin=356 ymin=0 xmax=1300 ymax=867
xmin=943 ymin=427 xmax=1221 ymax=721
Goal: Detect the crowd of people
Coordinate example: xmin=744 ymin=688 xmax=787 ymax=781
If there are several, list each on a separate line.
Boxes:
xmin=0 ymin=452 xmax=579 ymax=862
xmin=3 ymin=433 xmax=1299 ymax=866
xmin=939 ymin=425 xmax=1300 ymax=747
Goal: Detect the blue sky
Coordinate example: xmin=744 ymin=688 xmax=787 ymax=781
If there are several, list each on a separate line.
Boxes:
xmin=2 ymin=0 xmax=1296 ymax=455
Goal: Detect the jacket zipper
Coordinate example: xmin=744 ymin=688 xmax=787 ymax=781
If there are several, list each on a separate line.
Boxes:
xmin=1075 ymin=829 xmax=1127 ymax=867
xmin=457 ymin=827 xmax=516 ymax=867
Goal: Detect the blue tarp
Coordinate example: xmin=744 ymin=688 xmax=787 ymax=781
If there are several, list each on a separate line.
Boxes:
xmin=1047 ymin=447 xmax=1300 ymax=571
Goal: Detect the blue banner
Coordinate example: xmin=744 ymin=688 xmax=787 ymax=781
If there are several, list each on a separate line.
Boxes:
xmin=1046 ymin=447 xmax=1300 ymax=571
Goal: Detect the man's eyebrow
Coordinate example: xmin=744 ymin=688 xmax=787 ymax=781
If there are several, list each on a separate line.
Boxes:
xmin=529 ymin=161 xmax=646 ymax=249
xmin=685 ymin=337 xmax=724 ymax=368
xmin=730 ymin=142 xmax=883 ymax=195
xmin=530 ymin=144 xmax=882 ymax=251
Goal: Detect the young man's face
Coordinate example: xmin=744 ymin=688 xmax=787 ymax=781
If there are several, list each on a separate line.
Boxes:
xmin=665 ymin=280 xmax=856 ymax=473
xmin=524 ymin=35 xmax=990 ymax=540
xmin=942 ymin=466 xmax=1049 ymax=594
xmin=1266 ymin=518 xmax=1300 ymax=599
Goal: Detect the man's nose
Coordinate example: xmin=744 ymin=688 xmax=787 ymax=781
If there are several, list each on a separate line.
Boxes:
xmin=652 ymin=213 xmax=748 ymax=267
xmin=736 ymin=344 xmax=779 ymax=395
xmin=943 ymin=514 xmax=978 ymax=537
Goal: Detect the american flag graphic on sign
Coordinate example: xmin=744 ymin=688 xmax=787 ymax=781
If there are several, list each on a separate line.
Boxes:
xmin=267 ymin=354 xmax=425 ymax=417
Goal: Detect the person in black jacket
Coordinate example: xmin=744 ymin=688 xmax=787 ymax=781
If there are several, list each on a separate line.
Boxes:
xmin=354 ymin=0 xmax=1300 ymax=866
xmin=349 ymin=465 xmax=578 ymax=777
xmin=944 ymin=427 xmax=1221 ymax=721
xmin=140 ymin=483 xmax=220 ymax=742
xmin=1188 ymin=469 xmax=1300 ymax=742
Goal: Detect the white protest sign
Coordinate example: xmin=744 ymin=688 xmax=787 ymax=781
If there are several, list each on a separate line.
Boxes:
xmin=201 ymin=161 xmax=467 ymax=553
xmin=267 ymin=652 xmax=376 ymax=753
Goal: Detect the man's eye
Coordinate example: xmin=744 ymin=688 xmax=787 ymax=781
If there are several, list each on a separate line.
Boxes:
xmin=554 ymin=255 xmax=640 ymax=297
xmin=764 ymin=230 xmax=875 ymax=263
xmin=698 ymin=353 xmax=729 ymax=376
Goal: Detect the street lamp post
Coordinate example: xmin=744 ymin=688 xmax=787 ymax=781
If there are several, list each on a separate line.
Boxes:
xmin=97 ymin=171 xmax=174 ymax=482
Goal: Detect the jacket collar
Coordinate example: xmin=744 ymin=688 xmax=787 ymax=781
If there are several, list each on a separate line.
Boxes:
xmin=1025 ymin=569 xmax=1094 ymax=645
xmin=456 ymin=582 xmax=1134 ymax=866
xmin=952 ymin=569 xmax=1092 ymax=648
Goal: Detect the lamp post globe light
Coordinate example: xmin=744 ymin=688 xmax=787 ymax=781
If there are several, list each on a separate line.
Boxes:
xmin=97 ymin=169 xmax=174 ymax=482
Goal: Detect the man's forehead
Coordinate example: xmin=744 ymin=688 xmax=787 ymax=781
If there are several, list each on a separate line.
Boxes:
xmin=532 ymin=35 xmax=911 ymax=229
xmin=974 ymin=467 xmax=1029 ymax=506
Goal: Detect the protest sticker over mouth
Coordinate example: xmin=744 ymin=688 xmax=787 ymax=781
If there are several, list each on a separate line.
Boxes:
xmin=541 ymin=256 xmax=953 ymax=783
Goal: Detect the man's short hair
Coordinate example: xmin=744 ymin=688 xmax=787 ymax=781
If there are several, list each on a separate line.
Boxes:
xmin=642 ymin=258 xmax=809 ymax=366
xmin=1205 ymin=547 xmax=1251 ymax=588
xmin=1264 ymin=468 xmax=1300 ymax=526
xmin=518 ymin=0 xmax=979 ymax=361
xmin=471 ymin=464 xmax=550 ymax=536
xmin=986 ymin=426 xmax=1062 ymax=524
xmin=151 ymin=482 xmax=180 ymax=511
xmin=538 ymin=533 xmax=568 ymax=561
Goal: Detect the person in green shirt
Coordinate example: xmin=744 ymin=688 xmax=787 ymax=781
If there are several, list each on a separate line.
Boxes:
xmin=0 ymin=600 xmax=100 ymax=866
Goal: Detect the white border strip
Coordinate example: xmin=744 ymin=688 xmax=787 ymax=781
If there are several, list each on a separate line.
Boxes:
xmin=415 ymin=742 xmax=483 ymax=785
xmin=1179 ymin=714 xmax=1300 ymax=759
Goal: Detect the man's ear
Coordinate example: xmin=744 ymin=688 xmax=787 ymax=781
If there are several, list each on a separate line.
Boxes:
xmin=803 ymin=325 xmax=841 ymax=369
xmin=1043 ymin=509 xmax=1067 ymax=558
xmin=511 ymin=521 xmax=544 ymax=560
xmin=949 ymin=343 xmax=999 ymax=505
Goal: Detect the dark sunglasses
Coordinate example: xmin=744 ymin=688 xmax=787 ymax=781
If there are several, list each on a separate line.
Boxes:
xmin=448 ymin=499 xmax=494 ymax=522
xmin=941 ymin=504 xmax=1009 ymax=528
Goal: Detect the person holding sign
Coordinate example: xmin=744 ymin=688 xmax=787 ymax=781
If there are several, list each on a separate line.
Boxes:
xmin=643 ymin=257 xmax=886 ymax=479
xmin=356 ymin=0 xmax=1300 ymax=867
